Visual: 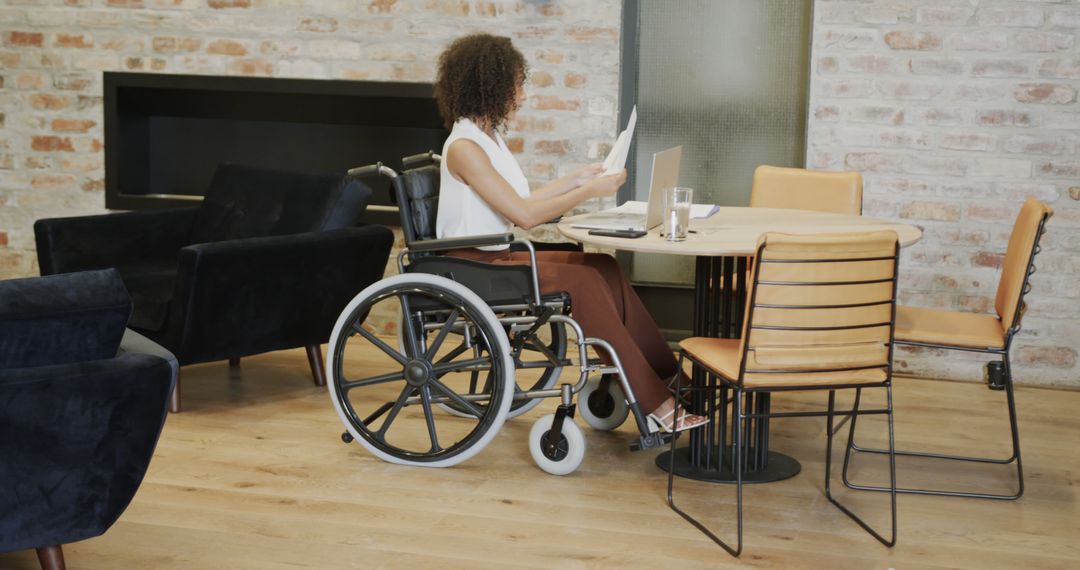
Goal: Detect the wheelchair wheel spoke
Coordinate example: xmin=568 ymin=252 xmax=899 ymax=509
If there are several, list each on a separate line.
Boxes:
xmin=340 ymin=370 xmax=405 ymax=391
xmin=432 ymin=357 xmax=490 ymax=375
xmin=399 ymin=300 xmax=421 ymax=359
xmin=527 ymin=334 xmax=561 ymax=356
xmin=354 ymin=323 xmax=407 ymax=366
xmin=429 ymin=377 xmax=484 ymax=419
xmin=522 ymin=336 xmax=560 ymax=364
xmin=419 ymin=385 xmax=442 ymax=453
xmin=434 ymin=341 xmax=469 ymax=365
xmin=376 ymin=383 xmax=416 ymax=439
xmin=467 ymin=344 xmax=485 ymax=394
xmin=469 ymin=368 xmax=480 ymax=394
xmin=424 ymin=309 xmax=460 ymax=360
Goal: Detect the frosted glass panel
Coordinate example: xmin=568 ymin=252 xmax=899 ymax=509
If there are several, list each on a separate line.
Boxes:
xmin=627 ymin=0 xmax=811 ymax=285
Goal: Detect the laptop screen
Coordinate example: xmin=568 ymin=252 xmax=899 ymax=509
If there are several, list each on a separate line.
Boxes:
xmin=644 ymin=146 xmax=683 ymax=230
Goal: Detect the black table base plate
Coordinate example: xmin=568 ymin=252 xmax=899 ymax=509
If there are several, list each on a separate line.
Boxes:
xmin=656 ymin=446 xmax=802 ymax=484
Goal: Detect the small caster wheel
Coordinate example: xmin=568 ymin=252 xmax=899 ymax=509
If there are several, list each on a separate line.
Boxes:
xmin=578 ymin=374 xmax=629 ymax=432
xmin=529 ymin=414 xmax=585 ymax=476
xmin=341 ymin=431 xmax=354 ymax=444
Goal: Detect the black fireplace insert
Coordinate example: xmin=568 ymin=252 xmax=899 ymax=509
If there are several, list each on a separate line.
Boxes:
xmin=104 ymin=71 xmax=448 ymax=225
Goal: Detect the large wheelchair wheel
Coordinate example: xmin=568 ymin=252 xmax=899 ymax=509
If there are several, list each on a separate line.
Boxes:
xmin=327 ymin=273 xmax=515 ymax=467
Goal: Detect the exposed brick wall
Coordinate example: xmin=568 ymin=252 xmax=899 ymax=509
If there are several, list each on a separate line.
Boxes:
xmin=0 ymin=0 xmax=622 ymax=278
xmin=809 ymin=0 xmax=1080 ymax=387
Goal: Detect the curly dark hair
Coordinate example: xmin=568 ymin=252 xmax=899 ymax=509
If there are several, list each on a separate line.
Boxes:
xmin=434 ymin=33 xmax=528 ymax=131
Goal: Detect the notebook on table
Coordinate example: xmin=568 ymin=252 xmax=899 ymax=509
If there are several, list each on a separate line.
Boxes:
xmin=572 ymin=145 xmax=683 ymax=232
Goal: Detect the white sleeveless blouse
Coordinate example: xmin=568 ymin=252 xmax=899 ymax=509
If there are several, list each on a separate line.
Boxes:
xmin=437 ymin=118 xmax=530 ymax=250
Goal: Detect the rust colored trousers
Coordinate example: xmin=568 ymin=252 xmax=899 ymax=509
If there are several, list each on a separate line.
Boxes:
xmin=446 ymin=248 xmax=676 ymax=412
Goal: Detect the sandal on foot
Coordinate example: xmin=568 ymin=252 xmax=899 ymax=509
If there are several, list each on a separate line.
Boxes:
xmin=647 ymin=407 xmax=709 ymax=434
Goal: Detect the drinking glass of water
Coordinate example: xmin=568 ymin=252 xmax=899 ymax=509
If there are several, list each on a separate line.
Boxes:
xmin=663 ymin=186 xmax=693 ymax=241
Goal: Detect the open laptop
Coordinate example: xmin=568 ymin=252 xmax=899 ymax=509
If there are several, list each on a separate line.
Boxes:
xmin=571 ymin=145 xmax=682 ymax=231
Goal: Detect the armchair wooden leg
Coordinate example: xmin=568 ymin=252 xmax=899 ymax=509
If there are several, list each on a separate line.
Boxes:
xmin=306 ymin=345 xmax=326 ymax=387
xmin=169 ymin=372 xmax=182 ymax=413
xmin=36 ymin=545 xmax=66 ymax=570
xmin=228 ymin=356 xmax=242 ymax=380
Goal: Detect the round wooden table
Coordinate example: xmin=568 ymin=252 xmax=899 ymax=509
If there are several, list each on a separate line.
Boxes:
xmin=559 ymin=207 xmax=923 ymax=484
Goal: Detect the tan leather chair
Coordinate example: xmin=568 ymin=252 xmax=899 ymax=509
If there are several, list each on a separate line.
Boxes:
xmin=844 ymin=197 xmax=1053 ymax=501
xmin=750 ymin=165 xmax=863 ymax=215
xmin=668 ymin=231 xmax=901 ymax=555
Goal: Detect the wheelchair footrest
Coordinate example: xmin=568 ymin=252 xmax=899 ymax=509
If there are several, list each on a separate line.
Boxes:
xmin=629 ymin=432 xmax=671 ymax=452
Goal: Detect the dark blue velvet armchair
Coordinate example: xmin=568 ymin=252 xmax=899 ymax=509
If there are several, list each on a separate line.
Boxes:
xmin=34 ymin=163 xmax=395 ymax=412
xmin=0 ymin=269 xmax=176 ymax=570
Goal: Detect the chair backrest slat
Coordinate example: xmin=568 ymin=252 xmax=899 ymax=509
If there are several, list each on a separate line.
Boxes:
xmin=739 ymin=231 xmax=900 ymax=387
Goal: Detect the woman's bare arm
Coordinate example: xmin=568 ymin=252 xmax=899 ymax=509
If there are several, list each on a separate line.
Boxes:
xmin=529 ymin=163 xmax=604 ymax=200
xmin=446 ymin=139 xmax=624 ymax=230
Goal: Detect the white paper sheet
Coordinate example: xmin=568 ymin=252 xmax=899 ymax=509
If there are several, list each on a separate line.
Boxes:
xmin=692 ymin=204 xmax=720 ymax=219
xmin=601 ymin=106 xmax=637 ymax=176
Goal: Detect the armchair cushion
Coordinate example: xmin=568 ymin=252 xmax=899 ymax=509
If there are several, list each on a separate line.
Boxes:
xmin=0 ymin=269 xmax=130 ymax=369
xmin=190 ymin=163 xmax=372 ymax=244
xmin=0 ymin=352 xmax=174 ymax=554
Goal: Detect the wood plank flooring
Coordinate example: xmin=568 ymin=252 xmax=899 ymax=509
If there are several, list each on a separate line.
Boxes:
xmin=3 ymin=345 xmax=1078 ymax=569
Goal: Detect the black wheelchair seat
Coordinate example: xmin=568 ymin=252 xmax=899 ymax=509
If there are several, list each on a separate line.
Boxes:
xmin=407 ymin=255 xmax=570 ymax=311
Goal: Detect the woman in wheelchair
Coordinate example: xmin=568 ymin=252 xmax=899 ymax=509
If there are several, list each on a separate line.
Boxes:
xmin=433 ymin=33 xmax=706 ymax=434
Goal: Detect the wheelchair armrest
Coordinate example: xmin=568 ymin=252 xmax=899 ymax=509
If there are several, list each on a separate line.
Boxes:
xmin=407 ymin=233 xmax=515 ymax=253
xmin=401 ymin=151 xmax=440 ymax=170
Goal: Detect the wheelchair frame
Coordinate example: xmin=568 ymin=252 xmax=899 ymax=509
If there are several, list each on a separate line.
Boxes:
xmin=326 ymin=152 xmax=668 ymax=474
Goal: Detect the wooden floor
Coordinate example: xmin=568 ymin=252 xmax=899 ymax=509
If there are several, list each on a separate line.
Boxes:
xmin=3 ymin=345 xmax=1079 ymax=569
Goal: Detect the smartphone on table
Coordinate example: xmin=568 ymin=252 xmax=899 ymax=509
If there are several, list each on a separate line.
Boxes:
xmin=587 ymin=228 xmax=647 ymax=239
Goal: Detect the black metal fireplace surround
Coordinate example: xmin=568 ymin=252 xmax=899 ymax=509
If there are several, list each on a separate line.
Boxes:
xmin=104 ymin=72 xmax=448 ymax=225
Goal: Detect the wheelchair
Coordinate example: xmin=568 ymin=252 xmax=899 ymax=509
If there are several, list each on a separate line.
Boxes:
xmin=326 ymin=151 xmax=669 ymax=475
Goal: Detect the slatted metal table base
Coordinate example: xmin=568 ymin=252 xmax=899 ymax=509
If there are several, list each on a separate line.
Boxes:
xmin=655 ymin=256 xmax=802 ymax=484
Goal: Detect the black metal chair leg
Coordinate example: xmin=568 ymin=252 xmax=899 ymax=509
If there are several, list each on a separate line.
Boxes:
xmin=840 ymin=387 xmax=864 ymax=487
xmin=826 ymin=388 xmax=897 ymax=547
xmin=666 ymin=378 xmax=743 ymax=557
xmin=829 ymin=387 xmax=859 ymax=436
xmin=1001 ymin=353 xmax=1025 ymax=498
xmin=843 ymin=355 xmax=1023 ymax=500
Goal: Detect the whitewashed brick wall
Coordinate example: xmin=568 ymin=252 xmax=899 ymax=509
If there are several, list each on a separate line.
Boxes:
xmin=0 ymin=0 xmax=622 ymax=277
xmin=809 ymin=0 xmax=1080 ymax=387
